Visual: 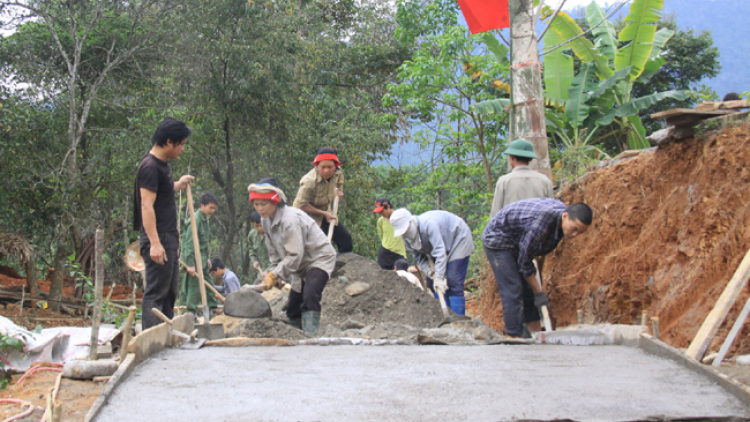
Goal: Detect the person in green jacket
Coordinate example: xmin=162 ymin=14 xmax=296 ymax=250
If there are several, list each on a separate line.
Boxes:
xmin=373 ymin=197 xmax=408 ymax=271
xmin=248 ymin=211 xmax=272 ymax=285
xmin=179 ymin=192 xmax=219 ymax=315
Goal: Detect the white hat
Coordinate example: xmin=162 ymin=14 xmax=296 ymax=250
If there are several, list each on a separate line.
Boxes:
xmin=389 ymin=208 xmax=413 ymax=237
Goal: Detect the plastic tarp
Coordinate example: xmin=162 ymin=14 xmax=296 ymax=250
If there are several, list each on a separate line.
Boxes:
xmin=0 ymin=316 xmax=119 ymax=372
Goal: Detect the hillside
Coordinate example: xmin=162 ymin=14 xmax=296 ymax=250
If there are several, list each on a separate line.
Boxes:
xmin=477 ymin=121 xmax=750 ymax=356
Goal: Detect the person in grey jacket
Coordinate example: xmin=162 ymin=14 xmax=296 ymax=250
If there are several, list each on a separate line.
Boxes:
xmin=389 ymin=209 xmax=474 ymax=315
xmin=249 ymin=178 xmax=336 ymax=334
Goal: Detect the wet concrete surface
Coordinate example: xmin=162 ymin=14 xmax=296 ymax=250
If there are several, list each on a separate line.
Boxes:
xmin=96 ymin=345 xmax=749 ymax=422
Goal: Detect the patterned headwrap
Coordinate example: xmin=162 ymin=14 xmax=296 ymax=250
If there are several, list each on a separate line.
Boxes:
xmin=248 ymin=183 xmax=287 ymax=204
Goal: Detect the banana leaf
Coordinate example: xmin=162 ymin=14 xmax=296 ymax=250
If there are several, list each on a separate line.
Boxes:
xmin=548 ymin=11 xmax=613 ymax=79
xmin=615 ymin=0 xmax=665 ymax=81
xmin=566 ymin=63 xmax=599 ymax=129
xmin=473 ymin=98 xmax=511 ymax=115
xmin=480 ymin=32 xmax=510 ymax=65
xmin=627 ymin=115 xmax=649 ymax=149
xmin=637 ymin=28 xmax=674 ymax=84
xmin=586 ymin=2 xmax=618 ymax=64
xmin=596 ymin=90 xmax=689 ymax=125
xmin=590 ymin=67 xmax=631 ymax=100
xmin=543 ymin=28 xmax=574 ymax=106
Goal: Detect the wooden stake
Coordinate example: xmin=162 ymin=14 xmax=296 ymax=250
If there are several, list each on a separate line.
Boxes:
xmin=119 ymin=306 xmax=137 ymax=365
xmin=18 ymin=288 xmax=24 ymax=317
xmin=576 ymin=309 xmax=583 ymax=325
xmin=641 ymin=310 xmax=648 ymax=328
xmin=89 ymin=229 xmax=104 ymax=361
xmin=687 ymin=246 xmax=750 ymax=360
xmin=713 ymin=294 xmax=750 ymax=367
xmin=651 ymin=317 xmax=660 ymax=340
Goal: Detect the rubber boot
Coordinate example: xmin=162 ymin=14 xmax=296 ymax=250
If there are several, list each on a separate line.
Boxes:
xmin=447 ymin=296 xmax=466 ymax=316
xmin=288 ymin=318 xmax=301 ymax=330
xmin=301 ymin=311 xmax=321 ymax=334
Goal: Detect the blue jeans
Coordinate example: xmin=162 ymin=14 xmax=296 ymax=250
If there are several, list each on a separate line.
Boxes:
xmin=483 ymin=246 xmax=539 ymax=337
xmin=426 ymin=256 xmax=469 ymax=298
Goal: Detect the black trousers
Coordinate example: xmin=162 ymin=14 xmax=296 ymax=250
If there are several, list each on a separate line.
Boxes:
xmin=483 ymin=246 xmax=539 ymax=337
xmin=286 ymin=268 xmax=329 ymax=318
xmin=320 ymin=219 xmax=353 ymax=253
xmin=140 ymin=246 xmax=180 ymax=330
xmin=377 ymin=246 xmax=409 ymax=271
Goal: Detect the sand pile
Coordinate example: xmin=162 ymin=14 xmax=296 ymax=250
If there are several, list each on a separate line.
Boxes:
xmin=476 ymin=122 xmax=750 ymax=355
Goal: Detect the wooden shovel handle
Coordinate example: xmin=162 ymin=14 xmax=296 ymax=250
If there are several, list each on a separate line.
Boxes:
xmin=328 ymin=195 xmax=340 ymax=242
xmin=152 ymin=308 xmax=172 ymax=325
xmin=178 ymin=259 xmax=226 ymax=303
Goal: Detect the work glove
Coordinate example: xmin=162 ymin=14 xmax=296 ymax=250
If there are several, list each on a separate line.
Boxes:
xmin=262 ymin=272 xmax=277 ymax=290
xmin=533 ymin=292 xmax=550 ymax=311
xmin=432 ymin=277 xmax=448 ymax=295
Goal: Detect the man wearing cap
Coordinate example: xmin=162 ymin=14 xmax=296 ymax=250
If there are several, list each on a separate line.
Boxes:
xmin=293 ymin=147 xmax=353 ymax=253
xmin=490 ymin=139 xmax=554 ymax=217
xmin=373 ymin=197 xmax=408 ymax=271
xmin=389 ymin=209 xmax=474 ymax=315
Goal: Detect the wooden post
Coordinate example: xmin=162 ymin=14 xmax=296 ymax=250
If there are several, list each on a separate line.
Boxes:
xmin=576 ymin=309 xmax=583 ymax=325
xmin=119 ymin=306 xmax=137 ymax=365
xmin=686 ymin=247 xmax=750 ymax=360
xmin=713 ymin=294 xmax=750 ymax=367
xmin=509 ymin=0 xmax=551 ymax=180
xmin=89 ymin=229 xmax=104 ymax=361
xmin=641 ymin=311 xmax=648 ymax=329
xmin=651 ymin=317 xmax=660 ymax=340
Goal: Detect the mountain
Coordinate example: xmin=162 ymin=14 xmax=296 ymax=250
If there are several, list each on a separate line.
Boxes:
xmin=662 ymin=0 xmax=750 ymax=98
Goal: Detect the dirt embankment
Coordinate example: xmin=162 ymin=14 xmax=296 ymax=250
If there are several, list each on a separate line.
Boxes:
xmin=478 ymin=123 xmax=750 ymax=355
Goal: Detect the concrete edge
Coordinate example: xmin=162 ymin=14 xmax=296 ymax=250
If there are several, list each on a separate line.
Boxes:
xmin=83 ymin=353 xmax=137 ymax=422
xmin=638 ymin=333 xmax=750 ymax=408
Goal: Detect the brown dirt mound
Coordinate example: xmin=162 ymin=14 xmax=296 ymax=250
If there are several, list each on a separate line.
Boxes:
xmin=237 ymin=254 xmax=446 ymax=339
xmin=0 ymin=264 xmax=23 ymax=279
xmin=478 ymin=123 xmax=750 ymax=356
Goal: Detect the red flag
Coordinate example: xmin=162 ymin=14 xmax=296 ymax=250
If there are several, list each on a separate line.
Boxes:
xmin=457 ymin=0 xmax=510 ymax=34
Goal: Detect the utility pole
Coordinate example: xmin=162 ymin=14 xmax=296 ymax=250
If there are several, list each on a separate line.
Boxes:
xmin=509 ymin=0 xmax=552 ymax=180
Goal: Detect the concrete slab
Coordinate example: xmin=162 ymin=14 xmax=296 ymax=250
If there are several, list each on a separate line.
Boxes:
xmin=94 ymin=345 xmax=750 ymax=422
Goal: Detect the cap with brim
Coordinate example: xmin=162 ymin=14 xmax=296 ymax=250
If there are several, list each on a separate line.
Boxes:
xmin=373 ymin=197 xmax=391 ymax=213
xmin=389 ymin=208 xmax=413 ymax=237
xmin=504 ymin=139 xmax=538 ymax=159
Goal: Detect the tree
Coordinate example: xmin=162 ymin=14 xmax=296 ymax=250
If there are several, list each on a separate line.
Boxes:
xmin=0 ymin=0 xmax=184 ymax=308
xmin=384 ymin=0 xmax=510 ymax=216
xmin=631 ymin=19 xmax=721 ymax=133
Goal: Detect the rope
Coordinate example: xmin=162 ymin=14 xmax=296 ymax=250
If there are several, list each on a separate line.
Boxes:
xmin=0 ymin=399 xmax=37 ymax=422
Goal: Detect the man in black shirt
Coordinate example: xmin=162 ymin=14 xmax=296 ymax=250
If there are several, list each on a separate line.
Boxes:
xmin=134 ymin=117 xmax=194 ymax=330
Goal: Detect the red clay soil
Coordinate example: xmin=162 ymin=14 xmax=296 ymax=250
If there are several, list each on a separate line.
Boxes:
xmin=0 ymin=273 xmax=141 ymax=301
xmin=0 ymin=364 xmax=105 ymax=421
xmin=477 ymin=123 xmax=750 ymax=356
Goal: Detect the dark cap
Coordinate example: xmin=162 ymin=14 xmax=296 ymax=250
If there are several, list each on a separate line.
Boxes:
xmin=373 ymin=197 xmax=392 ymax=213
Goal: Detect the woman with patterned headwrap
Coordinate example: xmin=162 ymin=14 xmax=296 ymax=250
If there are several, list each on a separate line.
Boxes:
xmin=248 ymin=177 xmax=337 ymax=333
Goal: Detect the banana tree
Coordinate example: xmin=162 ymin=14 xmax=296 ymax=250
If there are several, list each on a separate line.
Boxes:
xmin=541 ymin=0 xmax=688 ymax=150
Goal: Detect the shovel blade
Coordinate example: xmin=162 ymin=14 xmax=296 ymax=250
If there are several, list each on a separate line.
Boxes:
xmin=197 ymin=323 xmax=225 ymax=340
xmin=180 ymin=337 xmax=206 ymax=349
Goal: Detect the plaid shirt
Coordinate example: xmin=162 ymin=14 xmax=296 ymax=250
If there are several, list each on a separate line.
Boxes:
xmin=482 ymin=198 xmax=566 ymax=277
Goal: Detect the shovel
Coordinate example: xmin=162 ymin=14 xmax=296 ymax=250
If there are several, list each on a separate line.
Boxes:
xmin=426 ymin=256 xmax=470 ymax=326
xmin=185 ymin=183 xmax=225 ymax=341
xmin=152 ymin=309 xmax=205 ymax=349
xmin=327 ymin=193 xmax=340 ymax=242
